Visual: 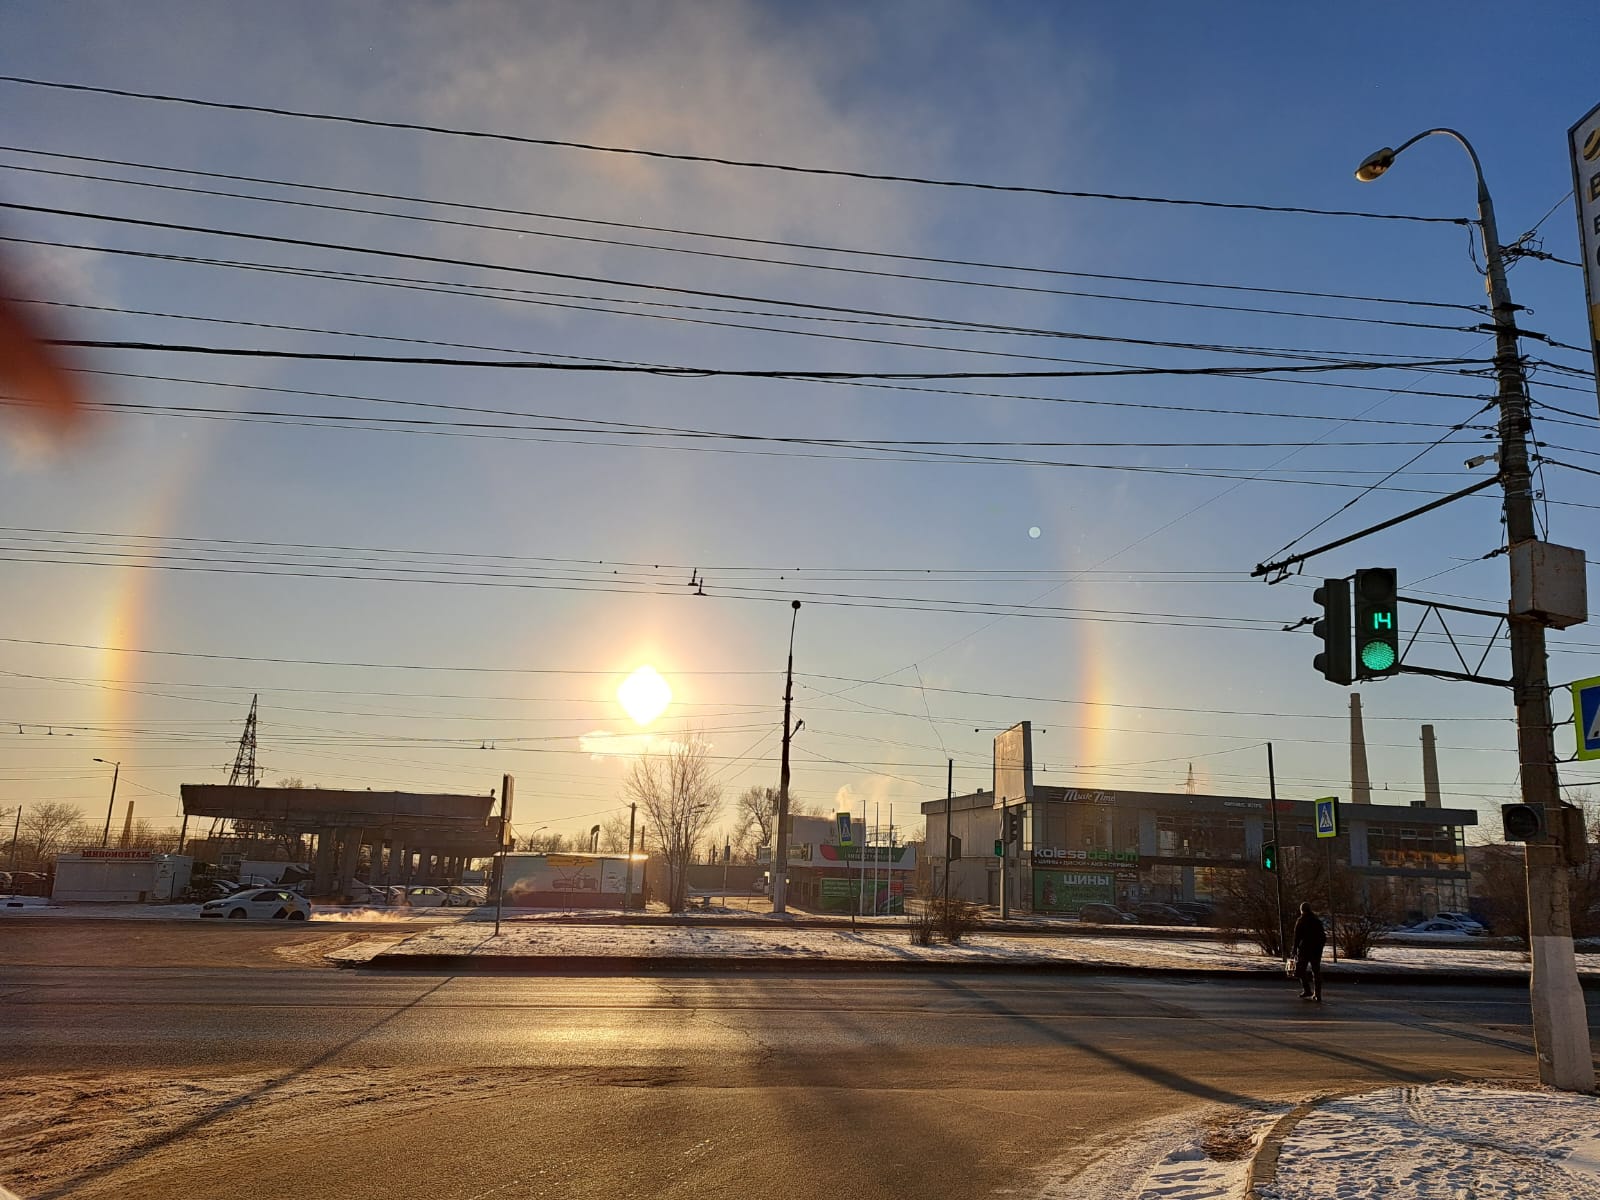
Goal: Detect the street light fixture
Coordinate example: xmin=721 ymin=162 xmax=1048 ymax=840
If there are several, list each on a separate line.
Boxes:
xmin=1355 ymin=128 xmax=1594 ymax=1092
xmin=93 ymin=758 xmax=120 ymax=848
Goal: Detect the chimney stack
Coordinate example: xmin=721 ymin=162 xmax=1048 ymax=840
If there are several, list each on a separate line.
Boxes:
xmin=1350 ymin=693 xmax=1372 ymax=805
xmin=1421 ymin=724 xmax=1441 ymax=808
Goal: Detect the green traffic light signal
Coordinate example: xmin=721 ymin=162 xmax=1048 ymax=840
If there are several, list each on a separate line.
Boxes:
xmin=1354 ymin=567 xmax=1399 ymax=679
xmin=1261 ymin=842 xmax=1278 ymax=872
xmin=994 ymin=839 xmax=1004 ymax=857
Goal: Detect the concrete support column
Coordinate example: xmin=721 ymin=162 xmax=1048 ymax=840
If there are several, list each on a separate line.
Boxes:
xmin=369 ymin=840 xmax=384 ymax=886
xmin=388 ymin=840 xmax=407 ymax=887
xmin=336 ymin=828 xmax=363 ymax=899
xmin=313 ymin=826 xmax=338 ymax=895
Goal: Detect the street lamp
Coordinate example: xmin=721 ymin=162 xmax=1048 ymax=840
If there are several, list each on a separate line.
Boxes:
xmin=1356 ymin=129 xmax=1594 ymax=1092
xmin=771 ymin=600 xmax=801 ymax=914
xmin=93 ymin=758 xmax=120 ymax=848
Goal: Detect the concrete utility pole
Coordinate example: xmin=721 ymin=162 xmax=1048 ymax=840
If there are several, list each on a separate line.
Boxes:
xmin=94 ymin=758 xmax=120 ymax=848
xmin=624 ymin=802 xmax=637 ymax=911
xmin=771 ymin=601 xmax=801 ymax=914
xmin=1358 ymin=130 xmax=1593 ymax=1090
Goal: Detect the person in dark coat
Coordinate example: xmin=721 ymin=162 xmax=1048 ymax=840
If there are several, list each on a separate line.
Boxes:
xmin=1291 ymin=901 xmax=1326 ymax=1001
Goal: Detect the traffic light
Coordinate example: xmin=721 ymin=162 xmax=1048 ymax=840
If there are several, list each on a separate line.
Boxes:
xmin=1502 ymin=803 xmax=1544 ymax=841
xmin=1353 ymin=568 xmax=1400 ymax=679
xmin=1312 ymin=577 xmax=1352 ymax=685
xmin=1004 ymin=808 xmax=1024 ymax=844
xmin=1261 ymin=842 xmax=1278 ymax=872
xmin=993 ymin=839 xmax=1004 ymax=857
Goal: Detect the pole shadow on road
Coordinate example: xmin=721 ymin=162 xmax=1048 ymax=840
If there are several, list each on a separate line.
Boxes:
xmin=32 ymin=975 xmax=462 ymax=1200
xmin=923 ymin=976 xmax=1440 ymax=1105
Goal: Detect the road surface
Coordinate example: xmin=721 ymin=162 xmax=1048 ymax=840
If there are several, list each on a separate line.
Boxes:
xmin=1 ymin=921 xmax=1590 ymax=1200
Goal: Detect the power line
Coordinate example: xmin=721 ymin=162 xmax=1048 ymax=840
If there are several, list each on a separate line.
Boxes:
xmin=0 ymin=77 xmax=1472 ymax=224
xmin=0 ymin=202 xmax=1484 ymax=353
xmin=42 ymin=338 xmax=1490 ymax=383
xmin=0 ymin=146 xmax=1480 ymax=310
xmin=0 ymin=155 xmax=1483 ymax=330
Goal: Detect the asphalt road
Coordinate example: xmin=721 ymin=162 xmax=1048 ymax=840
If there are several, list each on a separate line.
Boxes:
xmin=2 ymin=921 xmax=1594 ymax=1200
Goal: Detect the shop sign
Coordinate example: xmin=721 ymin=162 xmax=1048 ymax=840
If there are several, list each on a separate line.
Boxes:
xmin=1062 ymin=788 xmax=1117 ymax=805
xmin=1032 ymin=847 xmax=1137 ymax=867
xmin=1033 ymin=869 xmax=1114 ymax=912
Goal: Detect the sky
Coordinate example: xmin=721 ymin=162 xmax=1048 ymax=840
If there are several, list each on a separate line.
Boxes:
xmin=2 ymin=0 xmax=1598 ymax=850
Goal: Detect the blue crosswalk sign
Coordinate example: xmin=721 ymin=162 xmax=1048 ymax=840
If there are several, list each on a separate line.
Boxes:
xmin=1314 ymin=797 xmax=1338 ymax=839
xmin=837 ymin=811 xmax=854 ymax=845
xmin=1573 ymin=676 xmax=1600 ymax=762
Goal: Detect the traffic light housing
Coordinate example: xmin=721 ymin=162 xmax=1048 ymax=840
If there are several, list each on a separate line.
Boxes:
xmin=1003 ymin=808 xmax=1024 ymax=845
xmin=1261 ymin=842 xmax=1278 ymax=872
xmin=1313 ymin=577 xmax=1353 ymax=685
xmin=1353 ymin=568 xmax=1400 ymax=679
xmin=1502 ymin=803 xmax=1543 ymax=842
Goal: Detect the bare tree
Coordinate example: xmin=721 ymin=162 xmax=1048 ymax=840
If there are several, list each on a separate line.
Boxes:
xmin=597 ymin=811 xmax=635 ymax=853
xmin=19 ymin=801 xmax=89 ymax=869
xmin=625 ymin=738 xmax=722 ymax=912
xmin=522 ymin=830 xmax=569 ymax=854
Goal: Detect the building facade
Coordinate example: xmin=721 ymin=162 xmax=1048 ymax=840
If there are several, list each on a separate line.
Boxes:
xmin=923 ymin=783 xmax=1476 ymax=917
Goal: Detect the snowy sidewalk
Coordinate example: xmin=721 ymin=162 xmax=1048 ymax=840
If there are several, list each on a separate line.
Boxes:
xmin=1247 ymin=1083 xmax=1600 ymax=1199
xmin=341 ymin=920 xmax=1600 ymax=985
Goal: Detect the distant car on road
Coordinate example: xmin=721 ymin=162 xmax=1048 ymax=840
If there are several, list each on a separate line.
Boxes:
xmin=199 ymin=888 xmax=312 ymax=920
xmin=401 ymin=885 xmax=449 ymax=907
xmin=1078 ymin=903 xmax=1136 ymax=924
xmin=1131 ymin=903 xmax=1197 ymax=926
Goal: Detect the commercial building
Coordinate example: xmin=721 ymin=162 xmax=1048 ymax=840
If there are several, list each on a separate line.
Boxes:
xmin=52 ymin=850 xmax=193 ymax=903
xmin=924 ymin=776 xmax=1476 ymax=918
xmin=762 ymin=814 xmax=917 ymax=913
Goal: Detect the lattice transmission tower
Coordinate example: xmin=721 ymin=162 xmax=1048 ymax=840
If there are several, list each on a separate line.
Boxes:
xmin=227 ymin=694 xmax=260 ymax=787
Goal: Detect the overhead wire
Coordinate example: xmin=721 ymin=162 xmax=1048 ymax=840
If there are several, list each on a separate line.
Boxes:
xmin=0 ymin=155 xmax=1487 ymax=328
xmin=0 ymin=76 xmax=1472 ymax=224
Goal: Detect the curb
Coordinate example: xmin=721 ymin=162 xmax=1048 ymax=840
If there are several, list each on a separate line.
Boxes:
xmin=1245 ymin=1085 xmax=1373 ymax=1199
xmin=343 ymin=950 xmax=1580 ymax=986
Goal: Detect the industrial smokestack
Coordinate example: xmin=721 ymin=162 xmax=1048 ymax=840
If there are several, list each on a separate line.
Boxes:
xmin=1421 ymin=724 xmax=1441 ymax=808
xmin=119 ymin=800 xmax=135 ymax=847
xmin=1350 ymin=693 xmax=1372 ymax=805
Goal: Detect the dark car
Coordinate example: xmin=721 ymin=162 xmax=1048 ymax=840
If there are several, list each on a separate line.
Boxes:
xmin=1132 ymin=903 xmax=1197 ymax=926
xmin=1173 ymin=901 xmax=1216 ymax=925
xmin=1078 ymin=903 xmax=1136 ymax=924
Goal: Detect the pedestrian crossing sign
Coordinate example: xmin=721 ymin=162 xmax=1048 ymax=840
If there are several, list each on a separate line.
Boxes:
xmin=1314 ymin=796 xmax=1338 ymax=839
xmin=1573 ymin=676 xmax=1600 ymax=761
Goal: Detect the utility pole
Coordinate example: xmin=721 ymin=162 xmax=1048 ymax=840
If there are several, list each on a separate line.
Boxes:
xmin=1267 ymin=744 xmax=1286 ymax=960
xmin=95 ymin=759 xmax=120 ymax=848
xmin=1357 ymin=131 xmax=1593 ymax=1090
xmin=771 ymin=601 xmax=801 ymax=914
xmin=624 ymin=802 xmax=637 ymax=912
xmin=943 ymin=759 xmax=953 ymax=913
xmin=7 ymin=805 xmax=20 ymax=871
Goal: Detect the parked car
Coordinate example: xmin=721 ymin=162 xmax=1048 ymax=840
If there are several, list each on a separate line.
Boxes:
xmin=1132 ymin=903 xmax=1197 ymax=926
xmin=191 ymin=879 xmax=247 ymax=902
xmin=442 ymin=886 xmax=483 ymax=907
xmin=1173 ymin=901 xmax=1216 ymax=925
xmin=1431 ymin=911 xmax=1488 ymax=933
xmin=198 ymin=888 xmax=312 ymax=920
xmin=1078 ymin=903 xmax=1137 ymax=924
xmin=1407 ymin=918 xmax=1485 ymax=936
xmin=401 ymin=885 xmax=449 ymax=907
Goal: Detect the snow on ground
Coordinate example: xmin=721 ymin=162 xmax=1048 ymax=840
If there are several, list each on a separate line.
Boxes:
xmin=1030 ymin=1104 xmax=1284 ymax=1200
xmin=351 ymin=920 xmax=1583 ymax=980
xmin=1263 ymin=1083 xmax=1600 ymax=1199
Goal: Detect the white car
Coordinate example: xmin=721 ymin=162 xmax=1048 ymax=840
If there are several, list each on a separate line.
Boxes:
xmin=442 ymin=886 xmax=483 ymax=907
xmin=401 ymin=885 xmax=449 ymax=907
xmin=1432 ymin=911 xmax=1488 ymax=933
xmin=1408 ymin=918 xmax=1483 ymax=936
xmin=199 ymin=888 xmax=312 ymax=921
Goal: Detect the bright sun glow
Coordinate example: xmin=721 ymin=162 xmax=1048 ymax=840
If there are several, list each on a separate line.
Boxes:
xmin=618 ymin=665 xmax=672 ymax=726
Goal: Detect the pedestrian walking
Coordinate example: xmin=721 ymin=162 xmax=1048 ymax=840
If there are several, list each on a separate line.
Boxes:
xmin=1291 ymin=901 xmax=1326 ymax=1002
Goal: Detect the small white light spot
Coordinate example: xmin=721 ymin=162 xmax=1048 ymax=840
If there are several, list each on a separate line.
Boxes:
xmin=1028 ymin=526 xmax=1041 ymax=539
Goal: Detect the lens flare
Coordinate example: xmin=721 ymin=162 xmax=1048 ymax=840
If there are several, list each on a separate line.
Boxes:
xmin=618 ymin=665 xmax=672 ymax=726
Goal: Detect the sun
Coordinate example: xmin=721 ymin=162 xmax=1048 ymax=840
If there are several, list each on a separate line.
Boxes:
xmin=618 ymin=665 xmax=672 ymax=727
